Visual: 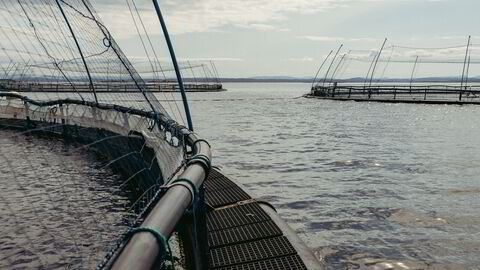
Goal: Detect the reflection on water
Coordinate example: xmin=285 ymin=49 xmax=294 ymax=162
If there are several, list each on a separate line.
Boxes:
xmin=190 ymin=83 xmax=480 ymax=269
xmin=316 ymin=248 xmax=462 ymax=270
xmin=0 ymin=130 xmax=131 ymax=269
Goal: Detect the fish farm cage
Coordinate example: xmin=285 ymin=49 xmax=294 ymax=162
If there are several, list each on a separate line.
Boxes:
xmin=310 ymin=84 xmax=480 ymax=104
xmin=0 ymin=0 xmax=320 ymax=269
xmin=308 ymin=38 xmax=480 ymax=104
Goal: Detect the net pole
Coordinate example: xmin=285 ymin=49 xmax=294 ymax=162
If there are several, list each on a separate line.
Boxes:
xmin=368 ymin=38 xmax=387 ymax=89
xmin=211 ymin=61 xmax=222 ymax=84
xmin=201 ymin=64 xmax=209 ymax=84
xmin=152 ymin=0 xmax=193 ymax=131
xmin=311 ymin=50 xmax=333 ymax=89
xmin=460 ymin=35 xmax=471 ymax=101
xmin=55 ymin=0 xmax=98 ymax=104
xmin=329 ymin=53 xmax=347 ymax=84
xmin=465 ymin=53 xmax=471 ymax=92
xmin=188 ymin=61 xmax=198 ymax=85
xmin=322 ymin=44 xmax=343 ymax=87
xmin=410 ymin=55 xmax=419 ymax=91
xmin=210 ymin=61 xmax=219 ymax=84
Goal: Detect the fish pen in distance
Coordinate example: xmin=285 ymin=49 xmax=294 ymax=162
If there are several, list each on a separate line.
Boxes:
xmin=309 ymin=84 xmax=480 ymax=104
xmin=307 ymin=37 xmax=480 ymax=105
xmin=0 ymin=61 xmax=225 ymax=93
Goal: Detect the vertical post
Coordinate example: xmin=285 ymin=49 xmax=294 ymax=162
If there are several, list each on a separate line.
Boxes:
xmin=152 ymin=0 xmax=193 ymax=131
xmin=368 ymin=38 xmax=387 ymax=98
xmin=311 ymin=50 xmax=333 ymax=90
xmin=322 ymin=44 xmax=343 ymax=87
xmin=460 ymin=35 xmax=471 ymax=101
xmin=55 ymin=0 xmax=98 ymax=104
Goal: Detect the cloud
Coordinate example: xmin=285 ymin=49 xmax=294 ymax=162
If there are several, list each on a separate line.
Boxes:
xmin=299 ymin=35 xmax=380 ymax=42
xmin=129 ymin=56 xmax=244 ymax=62
xmin=347 ymin=45 xmax=480 ymax=63
xmin=437 ymin=35 xmax=471 ymax=40
xmin=285 ymin=57 xmax=315 ymax=62
xmin=95 ymin=0 xmax=343 ymax=36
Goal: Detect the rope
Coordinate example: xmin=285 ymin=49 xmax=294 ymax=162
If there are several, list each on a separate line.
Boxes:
xmin=171 ymin=178 xmax=199 ymax=206
xmin=187 ymin=154 xmax=211 ymax=174
xmin=127 ymin=227 xmax=175 ymax=269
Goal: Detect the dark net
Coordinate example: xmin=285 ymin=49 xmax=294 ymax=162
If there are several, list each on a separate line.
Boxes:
xmin=0 ymin=0 xmax=192 ymax=268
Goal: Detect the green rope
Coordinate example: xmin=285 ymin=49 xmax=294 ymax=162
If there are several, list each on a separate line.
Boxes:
xmin=187 ymin=155 xmax=211 ymax=173
xmin=171 ymin=178 xmax=198 ymax=200
xmin=127 ymin=227 xmax=175 ymax=268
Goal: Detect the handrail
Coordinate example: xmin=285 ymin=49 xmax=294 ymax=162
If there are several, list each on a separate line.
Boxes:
xmin=311 ymin=85 xmax=480 ymax=95
xmin=109 ymin=132 xmax=211 ymax=270
xmin=0 ymin=92 xmax=185 ymax=134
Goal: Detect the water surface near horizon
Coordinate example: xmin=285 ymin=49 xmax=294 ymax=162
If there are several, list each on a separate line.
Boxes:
xmin=189 ymin=83 xmax=480 ymax=269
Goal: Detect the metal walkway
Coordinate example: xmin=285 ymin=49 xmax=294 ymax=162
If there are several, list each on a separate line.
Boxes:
xmin=205 ymin=169 xmax=312 ymax=270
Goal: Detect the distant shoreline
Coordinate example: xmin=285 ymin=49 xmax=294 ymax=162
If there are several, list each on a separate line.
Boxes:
xmin=219 ymin=78 xmax=480 ymax=83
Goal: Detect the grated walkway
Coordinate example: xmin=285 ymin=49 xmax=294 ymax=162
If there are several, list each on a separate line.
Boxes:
xmin=205 ymin=169 xmax=308 ymax=270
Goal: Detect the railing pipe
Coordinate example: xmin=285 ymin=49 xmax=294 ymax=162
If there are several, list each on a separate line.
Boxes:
xmin=110 ymin=133 xmax=211 ymax=270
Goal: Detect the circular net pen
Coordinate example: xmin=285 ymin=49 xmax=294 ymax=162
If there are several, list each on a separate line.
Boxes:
xmin=0 ymin=0 xmax=211 ymax=269
xmin=310 ymin=39 xmax=480 ymax=104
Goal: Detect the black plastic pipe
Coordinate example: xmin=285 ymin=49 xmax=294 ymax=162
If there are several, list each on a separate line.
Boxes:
xmin=152 ymin=0 xmax=193 ymax=131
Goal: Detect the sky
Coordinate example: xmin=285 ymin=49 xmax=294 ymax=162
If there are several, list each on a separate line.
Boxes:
xmin=95 ymin=0 xmax=480 ymax=78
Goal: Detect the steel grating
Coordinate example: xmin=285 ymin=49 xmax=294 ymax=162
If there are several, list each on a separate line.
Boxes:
xmin=207 ymin=203 xmax=271 ymax=232
xmin=208 ymin=169 xmax=224 ymax=179
xmin=206 ymin=185 xmax=251 ymax=208
xmin=209 ymin=236 xmax=297 ymax=268
xmin=205 ymin=171 xmax=239 ymax=192
xmin=214 ymin=255 xmax=308 ymax=270
xmin=209 ymin=220 xmax=282 ymax=248
xmin=205 ymin=171 xmax=312 ymax=270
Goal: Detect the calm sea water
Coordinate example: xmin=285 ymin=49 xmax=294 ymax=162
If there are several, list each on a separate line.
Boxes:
xmin=0 ymin=132 xmax=131 ymax=269
xmin=190 ymin=83 xmax=480 ymax=269
xmin=3 ymin=83 xmax=480 ymax=269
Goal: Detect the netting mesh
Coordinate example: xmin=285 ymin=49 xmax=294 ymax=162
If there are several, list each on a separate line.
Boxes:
xmin=0 ymin=0 xmax=170 ymax=113
xmin=0 ymin=0 xmax=197 ymax=268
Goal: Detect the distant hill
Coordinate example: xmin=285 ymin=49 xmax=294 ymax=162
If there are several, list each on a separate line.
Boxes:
xmin=219 ymin=76 xmax=480 ymax=83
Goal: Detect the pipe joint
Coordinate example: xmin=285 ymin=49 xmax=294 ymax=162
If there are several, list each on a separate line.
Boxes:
xmin=187 ymin=154 xmax=211 ymax=174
